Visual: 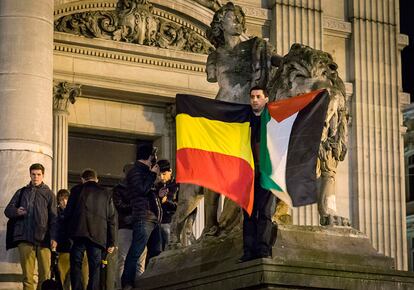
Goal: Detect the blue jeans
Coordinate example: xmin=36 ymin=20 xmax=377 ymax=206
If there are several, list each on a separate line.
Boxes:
xmin=121 ymin=220 xmax=160 ymax=287
xmin=160 ymin=223 xmax=171 ymax=251
xmin=70 ymin=237 xmax=103 ymax=290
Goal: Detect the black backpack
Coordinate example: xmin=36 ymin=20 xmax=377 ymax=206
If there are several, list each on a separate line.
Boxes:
xmin=41 ymin=251 xmax=62 ymax=290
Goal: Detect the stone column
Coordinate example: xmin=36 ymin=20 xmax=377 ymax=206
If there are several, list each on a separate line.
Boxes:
xmin=52 ymin=81 xmax=81 ymax=193
xmin=270 ymin=0 xmax=323 ymax=54
xmin=165 ymin=104 xmax=176 ymax=171
xmin=270 ymin=0 xmax=323 ymax=226
xmin=0 ymin=0 xmax=54 ymax=276
xmin=349 ymin=0 xmax=407 ymax=270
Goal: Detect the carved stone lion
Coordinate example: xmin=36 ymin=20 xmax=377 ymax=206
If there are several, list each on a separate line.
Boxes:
xmin=268 ymin=43 xmax=350 ymax=226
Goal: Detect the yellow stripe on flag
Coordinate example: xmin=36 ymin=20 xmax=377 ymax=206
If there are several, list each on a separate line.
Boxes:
xmin=176 ymin=113 xmax=254 ymax=169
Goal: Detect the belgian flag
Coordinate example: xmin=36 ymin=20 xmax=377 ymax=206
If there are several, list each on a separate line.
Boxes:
xmin=176 ymin=94 xmax=254 ymax=215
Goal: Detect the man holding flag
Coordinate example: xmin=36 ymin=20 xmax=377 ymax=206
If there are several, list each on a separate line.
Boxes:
xmin=238 ymin=86 xmax=277 ymax=263
xmin=175 ymin=86 xmax=330 ymax=263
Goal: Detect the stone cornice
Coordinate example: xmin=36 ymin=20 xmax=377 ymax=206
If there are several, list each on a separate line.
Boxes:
xmin=400 ymin=92 xmax=411 ymax=110
xmin=54 ymin=0 xmax=117 ymax=18
xmin=242 ymin=5 xmax=270 ymax=21
xmin=398 ymin=34 xmax=409 ymax=51
xmin=272 ymin=0 xmax=322 ymax=11
xmin=242 ymin=5 xmax=271 ymax=27
xmin=323 ymin=16 xmax=352 ymax=39
xmin=54 ymin=32 xmax=207 ymax=73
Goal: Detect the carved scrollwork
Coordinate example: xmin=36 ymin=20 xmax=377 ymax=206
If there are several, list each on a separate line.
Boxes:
xmin=53 ymin=81 xmax=81 ymax=112
xmin=54 ymin=0 xmax=214 ymax=54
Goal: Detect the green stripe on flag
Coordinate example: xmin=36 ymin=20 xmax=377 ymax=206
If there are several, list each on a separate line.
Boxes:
xmin=260 ymin=108 xmax=284 ymax=192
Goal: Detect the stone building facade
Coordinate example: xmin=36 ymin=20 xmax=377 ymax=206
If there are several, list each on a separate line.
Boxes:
xmin=0 ymin=0 xmax=410 ymax=286
xmin=403 ymin=103 xmax=414 ymax=271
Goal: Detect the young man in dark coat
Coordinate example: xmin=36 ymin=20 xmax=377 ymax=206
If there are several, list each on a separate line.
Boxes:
xmin=239 ymin=87 xmax=277 ymax=263
xmin=156 ymin=159 xmax=178 ymax=251
xmin=113 ymin=163 xmax=147 ymax=288
xmin=121 ymin=144 xmax=161 ymax=290
xmin=64 ymin=168 xmax=116 ymax=290
xmin=4 ymin=163 xmax=58 ymax=290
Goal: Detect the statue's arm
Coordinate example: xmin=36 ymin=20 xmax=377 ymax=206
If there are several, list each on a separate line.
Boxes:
xmin=206 ymin=51 xmax=218 ymax=83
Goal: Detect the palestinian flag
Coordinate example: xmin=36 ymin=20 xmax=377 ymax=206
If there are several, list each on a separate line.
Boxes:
xmin=260 ymin=89 xmax=329 ymax=207
xmin=176 ymin=94 xmax=254 ymax=215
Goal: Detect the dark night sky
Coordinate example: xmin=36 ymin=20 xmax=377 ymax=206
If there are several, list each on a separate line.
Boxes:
xmin=400 ymin=0 xmax=414 ymax=102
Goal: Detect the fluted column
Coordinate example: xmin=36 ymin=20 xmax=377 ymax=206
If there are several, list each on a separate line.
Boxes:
xmin=0 ymin=0 xmax=54 ymax=275
xmin=270 ymin=0 xmax=323 ymax=226
xmin=349 ymin=0 xmax=407 ymax=270
xmin=270 ymin=0 xmax=323 ymax=55
xmin=52 ymin=81 xmax=81 ymax=192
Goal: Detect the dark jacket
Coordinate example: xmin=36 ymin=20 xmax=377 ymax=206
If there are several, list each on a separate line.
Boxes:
xmin=4 ymin=183 xmax=57 ymax=249
xmin=250 ymin=112 xmax=261 ymax=175
xmin=64 ymin=181 xmax=116 ymax=250
xmin=113 ymin=181 xmax=132 ymax=230
xmin=56 ymin=206 xmax=71 ymax=252
xmin=127 ymin=161 xmax=161 ymax=222
xmin=158 ymin=179 xmax=178 ymax=224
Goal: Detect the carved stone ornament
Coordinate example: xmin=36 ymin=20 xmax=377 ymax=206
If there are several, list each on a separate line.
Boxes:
xmin=54 ymin=0 xmax=214 ymax=54
xmin=53 ymin=81 xmax=82 ymax=112
xmin=192 ymin=0 xmax=222 ymax=11
xmin=165 ymin=104 xmax=176 ymax=127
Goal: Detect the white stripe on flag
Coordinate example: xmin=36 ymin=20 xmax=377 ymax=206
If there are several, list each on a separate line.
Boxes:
xmin=266 ymin=112 xmax=298 ymax=195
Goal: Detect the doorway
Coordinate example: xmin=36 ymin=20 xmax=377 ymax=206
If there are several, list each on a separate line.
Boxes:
xmin=68 ymin=127 xmax=152 ymax=189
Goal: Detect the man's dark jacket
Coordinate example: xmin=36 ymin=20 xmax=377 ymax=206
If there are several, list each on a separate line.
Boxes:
xmin=64 ymin=181 xmax=116 ymax=250
xmin=56 ymin=206 xmax=71 ymax=252
xmin=113 ymin=180 xmax=132 ymax=229
xmin=158 ymin=179 xmax=178 ymax=224
xmin=127 ymin=161 xmax=161 ymax=222
xmin=4 ymin=183 xmax=57 ymax=249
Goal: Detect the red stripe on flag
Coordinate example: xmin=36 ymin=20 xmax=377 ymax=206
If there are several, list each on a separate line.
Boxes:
xmin=176 ymin=148 xmax=254 ymax=215
xmin=268 ymin=89 xmax=325 ymax=122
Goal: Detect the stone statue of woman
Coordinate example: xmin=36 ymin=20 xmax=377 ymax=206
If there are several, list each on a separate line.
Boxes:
xmin=203 ymin=2 xmax=281 ymax=236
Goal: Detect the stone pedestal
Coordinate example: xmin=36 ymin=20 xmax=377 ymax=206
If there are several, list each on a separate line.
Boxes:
xmin=137 ymin=226 xmax=414 ymax=289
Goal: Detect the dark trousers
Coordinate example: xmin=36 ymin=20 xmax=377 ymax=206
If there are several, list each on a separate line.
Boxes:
xmin=242 ymin=180 xmax=277 ymax=257
xmin=70 ymin=238 xmax=103 ymax=290
xmin=121 ymin=219 xmax=161 ymax=287
xmin=160 ymin=223 xmax=170 ymax=251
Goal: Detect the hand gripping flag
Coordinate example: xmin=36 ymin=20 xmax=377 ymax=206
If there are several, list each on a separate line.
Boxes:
xmin=175 ymin=94 xmax=255 ymax=215
xmin=260 ymin=89 xmax=330 ymax=207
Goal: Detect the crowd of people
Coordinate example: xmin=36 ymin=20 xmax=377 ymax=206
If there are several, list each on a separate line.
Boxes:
xmin=4 ymin=86 xmax=273 ymax=290
xmin=4 ymin=149 xmax=178 ymax=290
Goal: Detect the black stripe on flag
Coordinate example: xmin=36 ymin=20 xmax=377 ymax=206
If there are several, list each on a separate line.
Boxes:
xmin=176 ymin=94 xmax=251 ymax=123
xmin=286 ymin=90 xmax=330 ymax=206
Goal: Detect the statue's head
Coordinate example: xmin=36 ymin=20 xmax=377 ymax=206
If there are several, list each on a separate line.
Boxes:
xmin=207 ymin=2 xmax=246 ymax=48
xmin=269 ymin=43 xmax=346 ymax=101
